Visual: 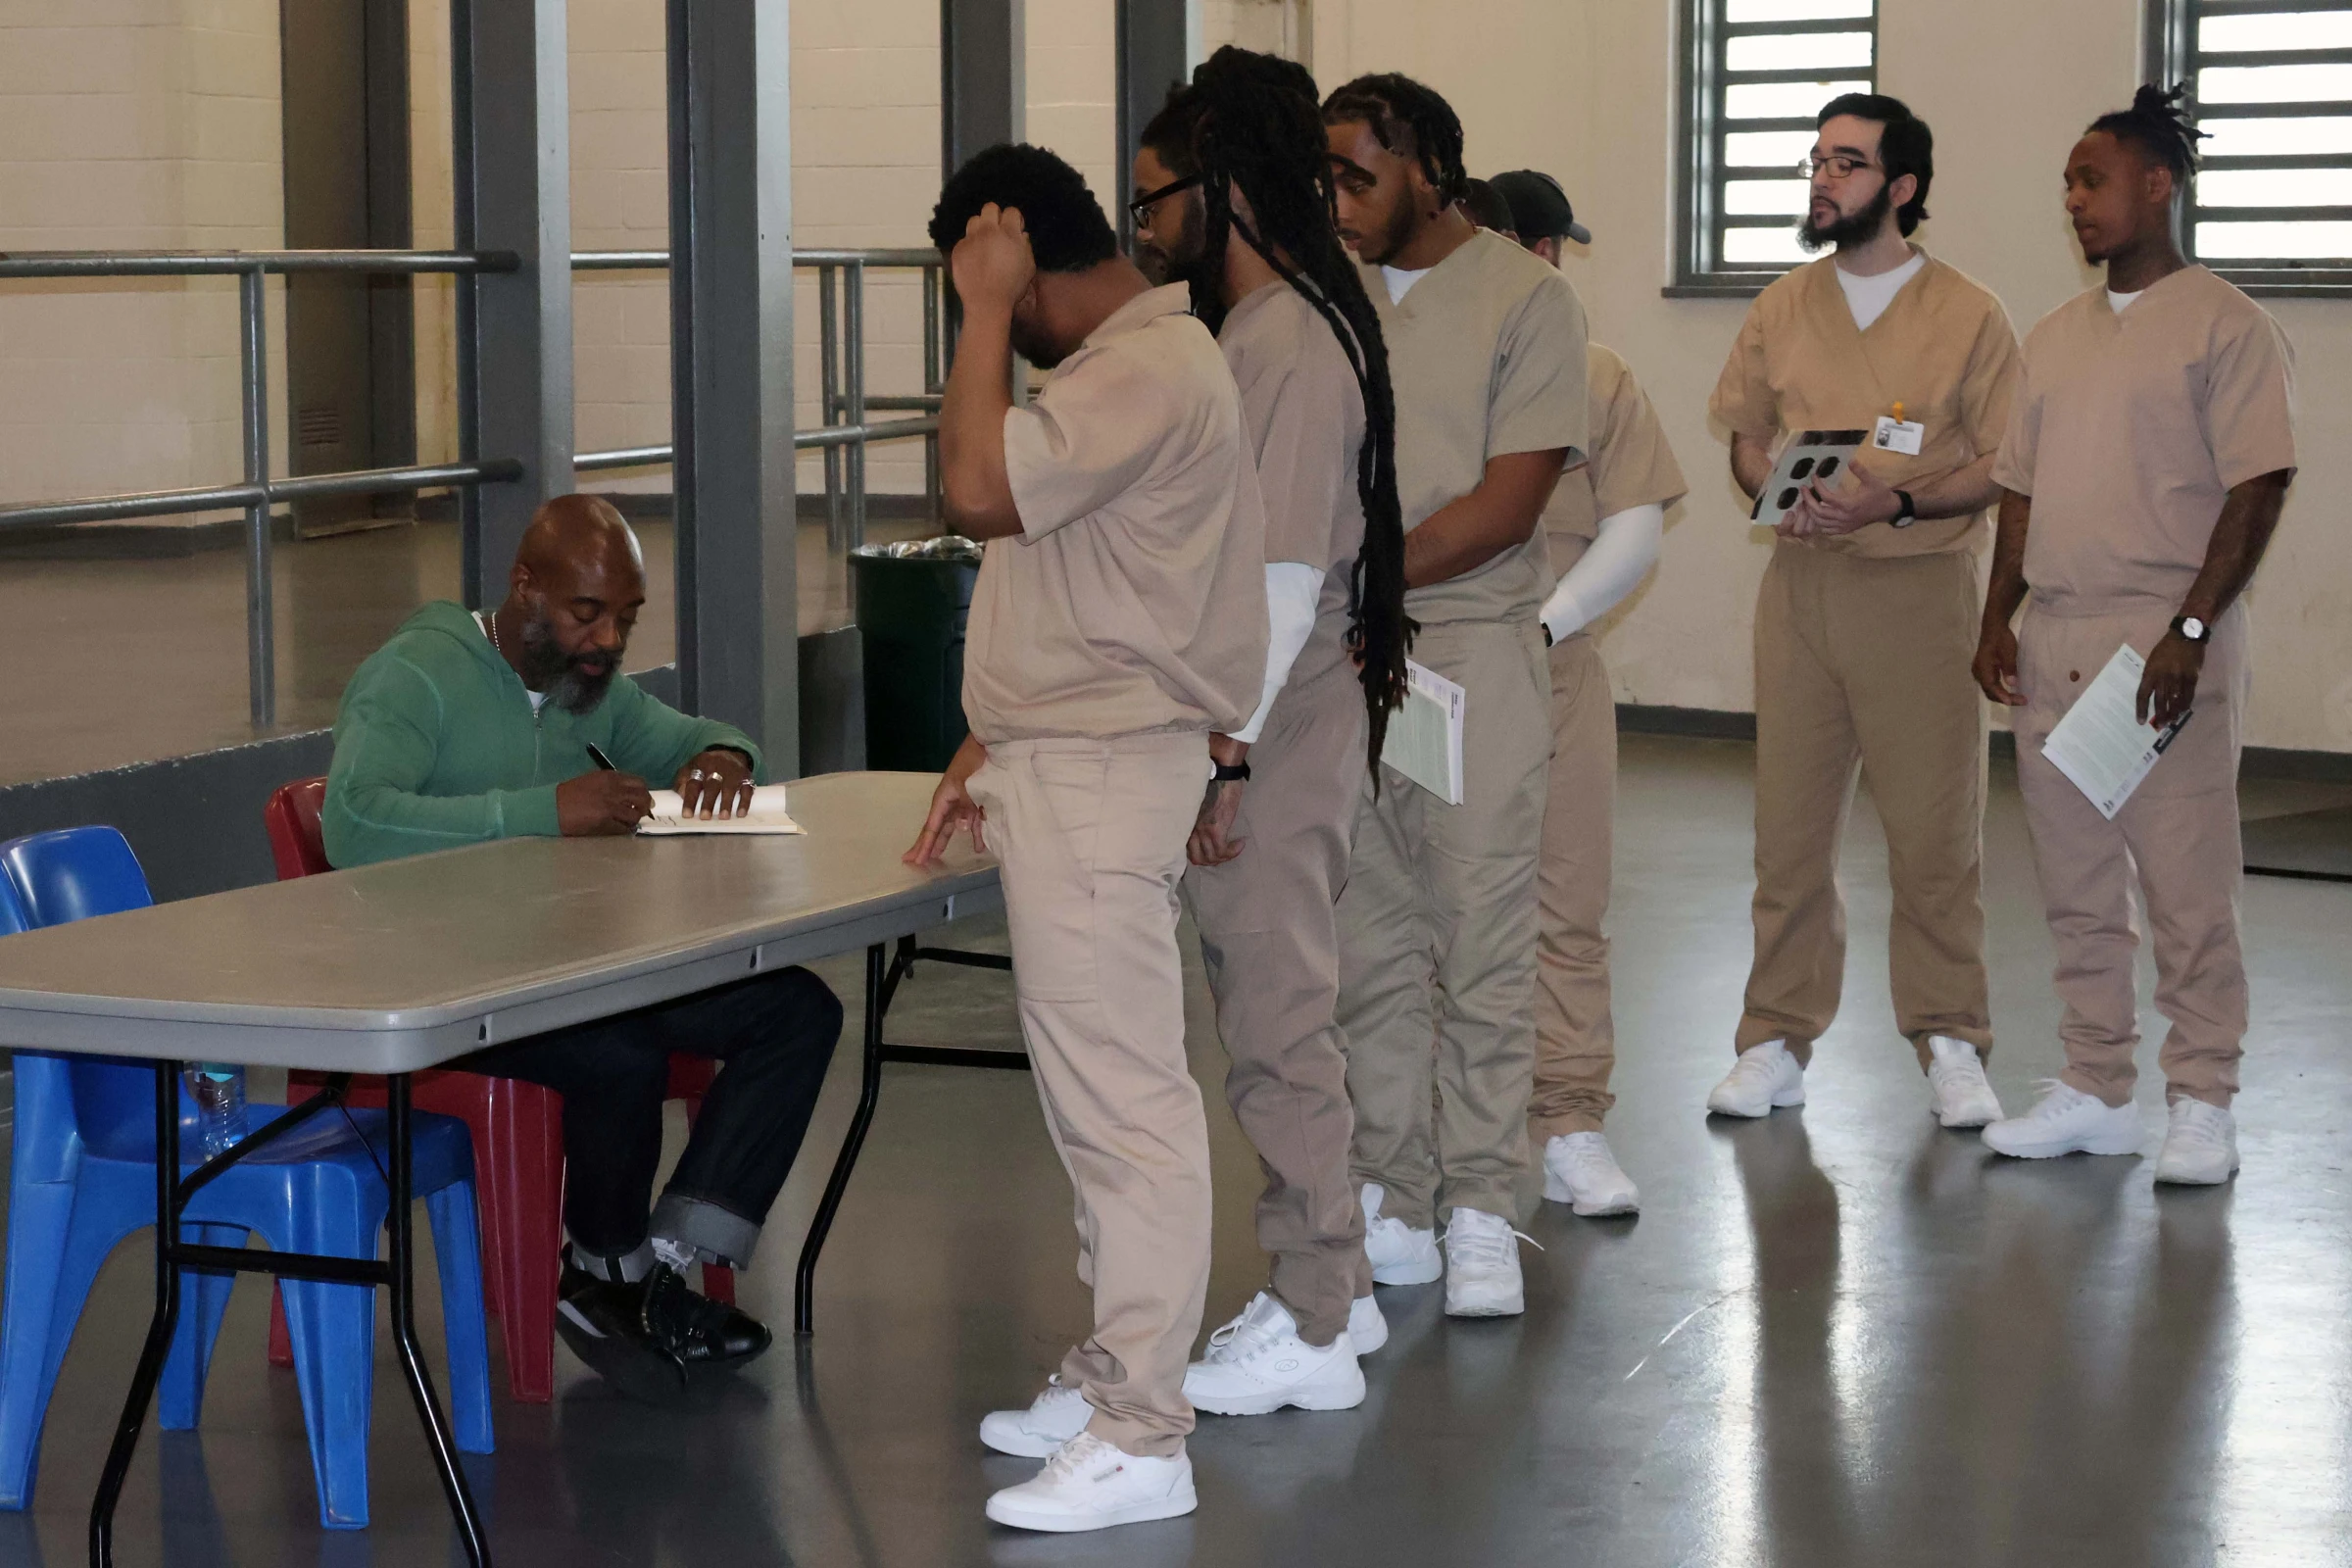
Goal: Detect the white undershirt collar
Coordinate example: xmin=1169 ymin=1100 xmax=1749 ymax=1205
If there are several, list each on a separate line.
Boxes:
xmin=1381 ymin=265 xmax=1431 ymax=306
xmin=477 ymin=610 xmax=549 ymax=712
xmin=1834 ymin=250 xmax=1925 ymax=332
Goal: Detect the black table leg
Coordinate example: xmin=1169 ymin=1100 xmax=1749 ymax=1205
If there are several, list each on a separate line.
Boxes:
xmin=83 ymin=1068 xmax=492 ymax=1566
xmin=88 ymin=1061 xmax=186 ymax=1568
xmin=793 ymin=936 xmax=1028 ymax=1336
xmin=385 ymin=1074 xmax=493 ymax=1567
xmin=794 ymin=944 xmax=892 ymax=1336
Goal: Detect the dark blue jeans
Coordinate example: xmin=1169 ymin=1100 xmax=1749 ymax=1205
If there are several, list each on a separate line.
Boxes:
xmin=459 ymin=966 xmax=843 ymax=1265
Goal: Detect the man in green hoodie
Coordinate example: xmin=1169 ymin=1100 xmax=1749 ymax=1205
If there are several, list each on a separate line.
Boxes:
xmin=322 ymin=495 xmax=843 ymax=1403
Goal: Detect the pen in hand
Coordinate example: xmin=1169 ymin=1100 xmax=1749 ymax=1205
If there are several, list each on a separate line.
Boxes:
xmin=584 ymin=742 xmax=617 ymax=771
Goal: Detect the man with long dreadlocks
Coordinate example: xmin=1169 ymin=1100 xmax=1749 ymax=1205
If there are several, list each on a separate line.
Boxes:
xmin=1118 ymin=45 xmax=1411 ymax=1419
xmin=1323 ymin=73 xmax=1589 ymax=1319
xmin=1977 ymin=85 xmax=2295 ymax=1182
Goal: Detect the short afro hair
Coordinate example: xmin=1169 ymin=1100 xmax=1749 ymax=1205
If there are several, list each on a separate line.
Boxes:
xmin=929 ymin=143 xmax=1118 ymax=272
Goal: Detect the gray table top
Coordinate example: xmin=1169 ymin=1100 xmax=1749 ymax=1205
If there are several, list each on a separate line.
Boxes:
xmin=0 ymin=771 xmax=997 ymax=1073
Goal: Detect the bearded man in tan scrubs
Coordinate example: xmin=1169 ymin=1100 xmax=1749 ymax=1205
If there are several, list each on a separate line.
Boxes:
xmin=1977 ymin=87 xmax=2294 ymax=1185
xmin=1129 ymin=49 xmax=1415 ymax=1416
xmin=1323 ymin=74 xmax=1588 ymax=1319
xmin=1706 ymin=92 xmax=2021 ymax=1128
xmin=906 ymin=143 xmax=1267 ymax=1535
xmin=1482 ymin=170 xmax=1689 ymax=1218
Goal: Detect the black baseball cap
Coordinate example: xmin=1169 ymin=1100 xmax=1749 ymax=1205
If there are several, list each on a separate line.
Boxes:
xmin=1490 ymin=170 xmax=1591 ymax=245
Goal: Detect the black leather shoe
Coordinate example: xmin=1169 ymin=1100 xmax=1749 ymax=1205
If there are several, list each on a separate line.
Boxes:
xmin=641 ymin=1263 xmax=773 ymax=1368
xmin=557 ymin=1259 xmax=691 ymax=1406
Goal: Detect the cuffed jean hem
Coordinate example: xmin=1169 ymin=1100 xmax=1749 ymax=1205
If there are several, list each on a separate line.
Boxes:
xmin=653 ymin=1190 xmax=761 ymax=1268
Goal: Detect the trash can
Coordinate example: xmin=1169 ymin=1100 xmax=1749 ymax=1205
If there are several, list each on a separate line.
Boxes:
xmin=850 ymin=536 xmax=985 ymax=773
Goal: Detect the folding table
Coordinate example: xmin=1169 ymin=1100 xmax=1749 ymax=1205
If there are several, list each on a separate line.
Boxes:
xmin=0 ymin=771 xmax=1002 ymax=1567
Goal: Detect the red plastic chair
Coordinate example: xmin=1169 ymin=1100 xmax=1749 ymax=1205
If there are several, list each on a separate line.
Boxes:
xmin=261 ymin=779 xmax=732 ymax=1404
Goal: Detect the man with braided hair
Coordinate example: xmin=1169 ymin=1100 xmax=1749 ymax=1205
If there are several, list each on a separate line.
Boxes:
xmin=1977 ymin=85 xmax=2295 ymax=1182
xmin=1120 ymin=44 xmax=1412 ymax=1418
xmin=1323 ymin=73 xmax=1589 ymax=1319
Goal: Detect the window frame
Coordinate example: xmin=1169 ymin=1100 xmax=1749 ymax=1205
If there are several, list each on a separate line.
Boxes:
xmin=1668 ymin=0 xmax=1881 ymax=298
xmin=2148 ymin=0 xmax=2352 ymax=294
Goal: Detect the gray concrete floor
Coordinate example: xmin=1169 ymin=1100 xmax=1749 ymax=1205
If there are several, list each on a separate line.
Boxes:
xmin=4 ymin=734 xmax=2351 ymax=1566
xmin=0 ymin=514 xmax=930 ymax=786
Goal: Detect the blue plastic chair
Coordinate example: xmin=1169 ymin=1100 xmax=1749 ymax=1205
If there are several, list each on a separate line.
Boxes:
xmin=0 ymin=826 xmax=493 ymax=1529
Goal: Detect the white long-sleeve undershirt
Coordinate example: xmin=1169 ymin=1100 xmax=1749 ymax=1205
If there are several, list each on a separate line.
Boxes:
xmin=1540 ymin=503 xmax=1665 ymax=645
xmin=1231 ymin=563 xmax=1324 ymax=744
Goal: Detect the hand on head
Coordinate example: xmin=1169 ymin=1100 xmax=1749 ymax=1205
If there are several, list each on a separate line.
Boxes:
xmin=950 ymin=204 xmax=1037 ymax=315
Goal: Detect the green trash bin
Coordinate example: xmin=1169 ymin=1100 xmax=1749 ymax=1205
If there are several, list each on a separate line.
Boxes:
xmin=851 ymin=536 xmax=985 ymax=772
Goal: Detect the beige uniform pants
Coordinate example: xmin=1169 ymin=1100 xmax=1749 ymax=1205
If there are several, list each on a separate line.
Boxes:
xmin=1337 ymin=618 xmax=1550 ymax=1231
xmin=1185 ymin=657 xmax=1371 ymax=1347
xmin=966 ymin=732 xmax=1212 ymax=1459
xmin=2011 ymin=603 xmax=2249 ymax=1108
xmin=1740 ymin=546 xmax=1993 ymax=1067
xmin=1529 ymin=631 xmax=1619 ymax=1140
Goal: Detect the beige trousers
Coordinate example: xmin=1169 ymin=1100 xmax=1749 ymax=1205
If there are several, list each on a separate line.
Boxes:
xmin=1185 ymin=657 xmax=1372 ymax=1347
xmin=966 ymin=732 xmax=1212 ymax=1459
xmin=1337 ymin=618 xmax=1550 ymax=1231
xmin=1740 ymin=546 xmax=1993 ymax=1068
xmin=1529 ymin=631 xmax=1619 ymax=1140
xmin=2011 ymin=602 xmax=2249 ymax=1108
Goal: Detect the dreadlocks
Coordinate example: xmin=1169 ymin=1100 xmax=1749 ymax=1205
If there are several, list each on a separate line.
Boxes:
xmin=1141 ymin=46 xmax=1413 ymax=776
xmin=1320 ymin=73 xmax=1469 ymax=209
xmin=2089 ymin=81 xmax=2205 ymax=188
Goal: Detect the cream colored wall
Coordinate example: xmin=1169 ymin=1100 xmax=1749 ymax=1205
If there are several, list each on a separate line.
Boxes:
xmin=1316 ymin=0 xmax=2352 ymax=754
xmin=0 ymin=0 xmax=286 ymax=514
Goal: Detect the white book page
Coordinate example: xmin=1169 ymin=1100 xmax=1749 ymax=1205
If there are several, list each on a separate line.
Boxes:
xmin=2040 ymin=644 xmax=2190 ymax=820
xmin=1380 ymin=660 xmax=1466 ymax=806
xmin=637 ymin=782 xmax=805 ymax=836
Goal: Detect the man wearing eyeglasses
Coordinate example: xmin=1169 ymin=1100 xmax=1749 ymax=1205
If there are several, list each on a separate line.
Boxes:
xmin=1704 ymin=93 xmax=2023 ymax=1130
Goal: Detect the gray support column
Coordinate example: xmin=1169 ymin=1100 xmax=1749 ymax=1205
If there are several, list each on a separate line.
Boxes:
xmin=942 ymin=0 xmax=1025 ymax=175
xmin=665 ymin=0 xmax=799 ymax=768
xmin=453 ymin=0 xmax=573 ymax=608
xmin=1114 ymin=0 xmax=1196 ymax=245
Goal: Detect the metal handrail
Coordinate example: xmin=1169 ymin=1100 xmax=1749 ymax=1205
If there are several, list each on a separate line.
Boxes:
xmin=570 ymin=246 xmax=947 ymax=541
xmin=0 ymin=247 xmax=526 ymax=729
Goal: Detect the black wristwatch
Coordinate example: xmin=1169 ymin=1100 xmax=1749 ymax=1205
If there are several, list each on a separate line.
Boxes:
xmin=1211 ymin=759 xmax=1251 ymax=783
xmin=1890 ymin=489 xmax=1918 ymax=528
xmin=2171 ymin=613 xmax=2210 ymax=643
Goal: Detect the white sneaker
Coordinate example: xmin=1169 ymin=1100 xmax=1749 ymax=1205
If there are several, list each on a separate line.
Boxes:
xmin=1925 ymin=1035 xmax=2004 ymax=1128
xmin=979 ymin=1376 xmax=1092 ymax=1458
xmin=1706 ymin=1040 xmax=1805 ymax=1118
xmin=1442 ymin=1207 xmax=1537 ymax=1318
xmin=1348 ymin=1293 xmax=1389 ymax=1354
xmin=1360 ymin=1183 xmax=1443 ymax=1286
xmin=1541 ymin=1131 xmax=1641 ymax=1216
xmin=1982 ymin=1080 xmax=2141 ymax=1159
xmin=1183 ymin=1292 xmax=1365 ymax=1416
xmin=2154 ymin=1098 xmax=2239 ymax=1185
xmin=983 ymin=1431 xmax=1197 ymax=1534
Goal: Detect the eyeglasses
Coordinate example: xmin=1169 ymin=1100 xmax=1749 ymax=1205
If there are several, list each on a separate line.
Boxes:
xmin=1128 ymin=174 xmax=1201 ymax=230
xmin=1798 ymin=154 xmax=1881 ymax=180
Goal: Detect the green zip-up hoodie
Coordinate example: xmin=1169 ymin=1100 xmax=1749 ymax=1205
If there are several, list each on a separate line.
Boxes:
xmin=322 ymin=600 xmax=762 ymax=868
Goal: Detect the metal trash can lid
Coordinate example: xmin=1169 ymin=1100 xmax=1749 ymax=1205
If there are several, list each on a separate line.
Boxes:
xmin=850 ymin=535 xmax=984 ymax=563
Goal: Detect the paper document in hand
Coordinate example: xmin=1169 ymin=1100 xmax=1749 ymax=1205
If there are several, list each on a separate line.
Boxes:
xmin=2040 ymin=643 xmax=2192 ymax=820
xmin=1380 ymin=659 xmax=1465 ymax=806
xmin=637 ymin=782 xmax=805 ymax=836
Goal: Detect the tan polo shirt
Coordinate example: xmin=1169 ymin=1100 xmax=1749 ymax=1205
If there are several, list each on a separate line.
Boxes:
xmin=1709 ymin=251 xmax=2022 ymax=558
xmin=1992 ymin=265 xmax=2296 ymax=617
xmin=963 ymin=282 xmax=1270 ymax=744
xmin=1370 ymin=229 xmax=1591 ymax=625
xmin=1546 ymin=343 xmax=1689 ymax=576
xmin=1220 ymin=279 xmax=1368 ymax=688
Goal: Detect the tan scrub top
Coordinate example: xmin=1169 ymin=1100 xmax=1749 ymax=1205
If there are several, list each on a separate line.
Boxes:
xmin=1220 ymin=279 xmax=1368 ymax=688
xmin=1546 ymin=342 xmax=1689 ymax=576
xmin=1991 ymin=266 xmax=2296 ymax=617
xmin=964 ymin=282 xmax=1270 ymax=744
xmin=1709 ymin=251 xmax=2022 ymax=558
xmin=1368 ymin=229 xmax=1591 ymax=625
